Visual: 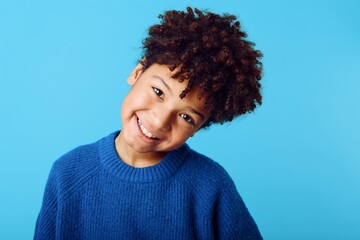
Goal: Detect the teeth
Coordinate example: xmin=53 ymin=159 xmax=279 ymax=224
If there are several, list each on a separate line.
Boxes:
xmin=137 ymin=118 xmax=158 ymax=139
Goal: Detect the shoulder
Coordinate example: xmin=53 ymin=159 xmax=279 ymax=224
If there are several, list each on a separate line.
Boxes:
xmin=52 ymin=139 xmax=100 ymax=175
xmin=178 ymin=146 xmax=240 ymax=203
xmin=181 ymin=146 xmax=235 ymax=187
xmin=48 ymin=135 xmax=105 ymax=201
xmin=180 ymin=146 xmax=263 ymax=239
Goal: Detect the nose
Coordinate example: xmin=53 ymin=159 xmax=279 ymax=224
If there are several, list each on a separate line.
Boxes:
xmin=151 ymin=107 xmax=173 ymax=132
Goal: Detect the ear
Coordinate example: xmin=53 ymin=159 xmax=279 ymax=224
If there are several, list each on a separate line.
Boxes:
xmin=127 ymin=63 xmax=143 ymax=85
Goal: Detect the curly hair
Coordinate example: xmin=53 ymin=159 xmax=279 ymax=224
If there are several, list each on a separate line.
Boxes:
xmin=140 ymin=7 xmax=263 ymax=128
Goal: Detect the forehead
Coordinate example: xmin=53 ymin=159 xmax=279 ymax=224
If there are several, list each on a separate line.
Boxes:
xmin=142 ymin=64 xmax=206 ymax=106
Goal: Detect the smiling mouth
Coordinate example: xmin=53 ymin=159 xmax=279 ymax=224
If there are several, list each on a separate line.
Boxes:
xmin=137 ymin=117 xmax=160 ymax=139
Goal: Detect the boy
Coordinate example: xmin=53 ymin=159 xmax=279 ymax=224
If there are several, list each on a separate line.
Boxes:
xmin=35 ymin=7 xmax=263 ymax=239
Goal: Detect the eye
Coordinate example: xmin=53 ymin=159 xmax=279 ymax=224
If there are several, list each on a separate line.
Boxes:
xmin=180 ymin=113 xmax=195 ymax=125
xmin=153 ymin=87 xmax=164 ymax=99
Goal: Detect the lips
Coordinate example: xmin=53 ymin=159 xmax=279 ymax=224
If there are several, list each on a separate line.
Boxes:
xmin=136 ymin=116 xmax=160 ymax=140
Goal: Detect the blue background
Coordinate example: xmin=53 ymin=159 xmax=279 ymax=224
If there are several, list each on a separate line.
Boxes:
xmin=1 ymin=0 xmax=359 ymax=239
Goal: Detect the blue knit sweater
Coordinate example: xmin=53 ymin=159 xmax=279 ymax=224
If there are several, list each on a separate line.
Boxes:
xmin=34 ymin=131 xmax=262 ymax=239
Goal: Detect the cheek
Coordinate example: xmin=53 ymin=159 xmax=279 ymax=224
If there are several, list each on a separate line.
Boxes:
xmin=123 ymin=91 xmax=150 ymax=113
xmin=171 ymin=125 xmax=193 ymax=141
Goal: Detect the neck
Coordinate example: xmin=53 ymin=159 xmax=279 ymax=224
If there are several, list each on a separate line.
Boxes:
xmin=115 ymin=132 xmax=167 ymax=168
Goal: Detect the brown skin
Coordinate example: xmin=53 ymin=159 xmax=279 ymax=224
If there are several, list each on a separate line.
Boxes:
xmin=116 ymin=7 xmax=263 ymax=167
xmin=116 ymin=64 xmax=208 ymax=167
xmin=141 ymin=7 xmax=263 ymax=128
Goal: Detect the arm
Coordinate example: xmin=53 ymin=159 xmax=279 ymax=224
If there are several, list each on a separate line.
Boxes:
xmin=34 ymin=164 xmax=59 ymax=240
xmin=213 ymin=179 xmax=263 ymax=240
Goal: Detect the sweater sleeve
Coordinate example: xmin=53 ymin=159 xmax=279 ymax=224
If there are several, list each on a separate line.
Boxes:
xmin=213 ymin=177 xmax=263 ymax=240
xmin=34 ymin=163 xmax=59 ymax=240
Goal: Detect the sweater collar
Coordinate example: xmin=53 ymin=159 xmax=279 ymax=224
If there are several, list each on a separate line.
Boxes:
xmin=99 ymin=131 xmax=189 ymax=182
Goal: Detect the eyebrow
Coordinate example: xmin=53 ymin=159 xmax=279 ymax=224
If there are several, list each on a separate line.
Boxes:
xmin=153 ymin=75 xmax=171 ymax=93
xmin=153 ymin=75 xmax=205 ymax=121
xmin=187 ymin=107 xmax=205 ymax=120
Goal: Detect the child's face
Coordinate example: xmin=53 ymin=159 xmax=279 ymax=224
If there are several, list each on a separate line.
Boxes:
xmin=120 ymin=63 xmax=208 ymax=157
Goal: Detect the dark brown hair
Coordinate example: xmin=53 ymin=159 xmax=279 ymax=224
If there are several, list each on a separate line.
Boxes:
xmin=141 ymin=7 xmax=263 ymax=128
